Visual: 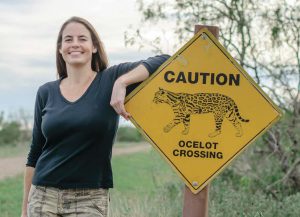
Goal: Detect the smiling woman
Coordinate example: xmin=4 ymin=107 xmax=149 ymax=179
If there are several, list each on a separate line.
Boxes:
xmin=20 ymin=16 xmax=170 ymax=217
xmin=56 ymin=17 xmax=108 ymax=79
xmin=60 ymin=25 xmax=96 ymax=65
xmin=57 ymin=21 xmax=101 ymax=103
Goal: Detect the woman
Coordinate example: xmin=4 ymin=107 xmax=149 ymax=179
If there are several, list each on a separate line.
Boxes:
xmin=21 ymin=16 xmax=169 ymax=217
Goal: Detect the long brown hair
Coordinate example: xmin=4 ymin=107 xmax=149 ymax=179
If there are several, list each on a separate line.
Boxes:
xmin=56 ymin=16 xmax=109 ymax=78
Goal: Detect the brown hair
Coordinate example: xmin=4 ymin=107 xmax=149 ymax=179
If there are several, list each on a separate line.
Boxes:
xmin=56 ymin=16 xmax=109 ymax=78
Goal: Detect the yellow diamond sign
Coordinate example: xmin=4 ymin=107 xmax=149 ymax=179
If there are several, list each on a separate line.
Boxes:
xmin=125 ymin=29 xmax=282 ymax=194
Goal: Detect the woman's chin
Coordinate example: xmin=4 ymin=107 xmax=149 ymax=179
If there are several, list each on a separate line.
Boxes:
xmin=66 ymin=59 xmax=88 ymax=66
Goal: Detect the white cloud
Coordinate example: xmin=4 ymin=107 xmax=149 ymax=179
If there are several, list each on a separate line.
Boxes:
xmin=0 ymin=0 xmax=155 ymax=116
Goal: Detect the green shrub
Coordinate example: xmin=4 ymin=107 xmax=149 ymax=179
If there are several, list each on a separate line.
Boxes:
xmin=209 ymin=175 xmax=300 ymax=217
xmin=0 ymin=121 xmax=21 ymax=147
xmin=116 ymin=126 xmax=144 ymax=142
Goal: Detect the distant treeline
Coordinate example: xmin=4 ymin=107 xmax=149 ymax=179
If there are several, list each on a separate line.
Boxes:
xmin=0 ymin=110 xmax=144 ymax=147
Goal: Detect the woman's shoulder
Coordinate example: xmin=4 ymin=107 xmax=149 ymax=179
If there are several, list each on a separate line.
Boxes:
xmin=36 ymin=80 xmax=58 ymax=96
xmin=100 ymin=64 xmax=118 ymax=73
xmin=99 ymin=65 xmax=119 ymax=78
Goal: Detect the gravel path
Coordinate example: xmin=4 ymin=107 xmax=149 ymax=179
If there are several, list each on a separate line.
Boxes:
xmin=0 ymin=144 xmax=151 ymax=181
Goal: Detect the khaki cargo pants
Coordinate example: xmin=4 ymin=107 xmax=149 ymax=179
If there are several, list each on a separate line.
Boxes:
xmin=27 ymin=185 xmax=109 ymax=217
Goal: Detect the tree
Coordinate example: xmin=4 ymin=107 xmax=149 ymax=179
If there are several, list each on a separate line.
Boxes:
xmin=0 ymin=120 xmax=21 ymax=146
xmin=261 ymin=0 xmax=300 ymax=192
xmin=125 ymin=0 xmax=300 ymax=194
xmin=0 ymin=109 xmax=31 ymax=147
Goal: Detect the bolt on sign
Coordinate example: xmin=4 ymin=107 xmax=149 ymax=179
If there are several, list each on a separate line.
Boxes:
xmin=125 ymin=28 xmax=282 ymax=194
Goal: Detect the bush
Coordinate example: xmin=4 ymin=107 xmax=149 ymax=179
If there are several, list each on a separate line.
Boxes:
xmin=209 ymin=174 xmax=300 ymax=217
xmin=116 ymin=126 xmax=144 ymax=142
xmin=0 ymin=121 xmax=21 ymax=147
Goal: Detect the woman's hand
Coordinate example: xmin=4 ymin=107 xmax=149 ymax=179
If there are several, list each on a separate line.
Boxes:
xmin=110 ymin=64 xmax=150 ymax=120
xmin=110 ymin=77 xmax=131 ymax=120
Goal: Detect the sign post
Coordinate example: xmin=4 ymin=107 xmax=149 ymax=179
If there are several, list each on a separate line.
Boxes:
xmin=125 ymin=23 xmax=281 ymax=216
xmin=182 ymin=25 xmax=219 ymax=217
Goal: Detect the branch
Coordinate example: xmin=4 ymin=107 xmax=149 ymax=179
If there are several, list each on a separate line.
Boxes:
xmin=266 ymin=157 xmax=300 ymax=190
xmin=260 ymin=84 xmax=287 ymax=111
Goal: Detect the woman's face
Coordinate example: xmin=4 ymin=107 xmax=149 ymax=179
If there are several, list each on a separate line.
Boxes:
xmin=59 ymin=22 xmax=96 ymax=68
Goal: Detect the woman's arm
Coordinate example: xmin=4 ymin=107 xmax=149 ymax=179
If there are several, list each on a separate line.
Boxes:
xmin=21 ymin=86 xmax=47 ymax=216
xmin=110 ymin=64 xmax=149 ymax=120
xmin=21 ymin=166 xmax=35 ymax=217
xmin=110 ymin=54 xmax=170 ymax=119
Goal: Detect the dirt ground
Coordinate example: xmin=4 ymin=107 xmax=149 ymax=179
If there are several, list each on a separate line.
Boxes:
xmin=0 ymin=144 xmax=151 ymax=181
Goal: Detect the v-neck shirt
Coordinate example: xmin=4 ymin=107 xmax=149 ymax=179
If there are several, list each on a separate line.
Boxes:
xmin=58 ymin=72 xmax=98 ymax=104
xmin=26 ymin=54 xmax=170 ymax=189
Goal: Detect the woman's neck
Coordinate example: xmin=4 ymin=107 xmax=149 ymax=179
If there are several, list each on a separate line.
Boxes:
xmin=64 ymin=64 xmax=96 ymax=86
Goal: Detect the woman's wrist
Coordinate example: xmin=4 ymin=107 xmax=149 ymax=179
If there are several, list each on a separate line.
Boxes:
xmin=116 ymin=76 xmax=129 ymax=88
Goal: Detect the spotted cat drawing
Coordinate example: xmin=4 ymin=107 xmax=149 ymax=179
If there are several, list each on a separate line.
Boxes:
xmin=153 ymin=88 xmax=249 ymax=137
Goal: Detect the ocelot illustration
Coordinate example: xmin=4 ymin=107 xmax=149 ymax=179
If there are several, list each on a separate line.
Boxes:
xmin=153 ymin=88 xmax=249 ymax=137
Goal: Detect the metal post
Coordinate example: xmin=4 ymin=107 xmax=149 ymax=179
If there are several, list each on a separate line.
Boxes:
xmin=182 ymin=25 xmax=219 ymax=217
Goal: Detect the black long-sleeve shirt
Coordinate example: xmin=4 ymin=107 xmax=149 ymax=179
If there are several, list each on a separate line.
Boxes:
xmin=26 ymin=55 xmax=170 ymax=189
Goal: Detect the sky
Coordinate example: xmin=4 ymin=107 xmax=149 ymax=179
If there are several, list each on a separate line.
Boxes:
xmin=1 ymin=0 xmax=297 ymax=122
xmin=0 ymin=0 xmax=155 ymax=122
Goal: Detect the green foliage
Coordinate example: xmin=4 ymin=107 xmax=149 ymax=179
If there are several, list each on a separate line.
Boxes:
xmin=116 ymin=126 xmax=144 ymax=142
xmin=112 ymin=151 xmax=158 ymax=192
xmin=210 ymin=175 xmax=300 ymax=217
xmin=253 ymin=113 xmax=300 ymax=194
xmin=112 ymin=150 xmax=300 ymax=216
xmin=0 ymin=121 xmax=21 ymax=147
xmin=110 ymin=150 xmax=183 ymax=217
xmin=1 ymin=151 xmax=300 ymax=216
xmin=0 ymin=110 xmax=31 ymax=147
xmin=271 ymin=26 xmax=280 ymax=41
xmin=0 ymin=175 xmax=23 ymax=217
